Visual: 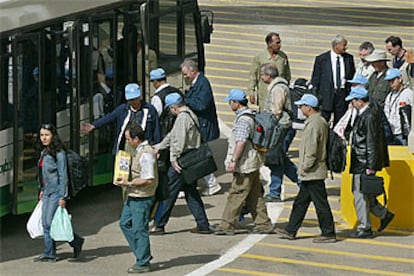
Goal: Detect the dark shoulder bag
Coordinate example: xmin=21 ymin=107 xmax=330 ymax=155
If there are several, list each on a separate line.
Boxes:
xmin=360 ymin=173 xmax=387 ymax=205
xmin=177 ymin=111 xmax=217 ymax=184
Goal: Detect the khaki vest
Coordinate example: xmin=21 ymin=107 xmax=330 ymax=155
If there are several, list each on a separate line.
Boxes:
xmin=127 ymin=143 xmax=158 ymax=197
xmin=225 ymin=110 xmax=264 ymax=174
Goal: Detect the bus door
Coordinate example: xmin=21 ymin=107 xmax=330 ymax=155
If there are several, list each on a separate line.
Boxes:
xmin=11 ymin=33 xmax=42 ymax=214
xmin=0 ymin=39 xmax=14 ymax=216
xmin=86 ymin=15 xmax=117 ymax=186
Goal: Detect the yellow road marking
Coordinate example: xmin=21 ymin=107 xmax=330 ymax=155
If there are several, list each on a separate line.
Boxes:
xmin=241 ymin=254 xmax=412 ymax=276
xmin=218 ymin=268 xmax=284 ymax=276
xmin=256 ymin=242 xmax=414 ymax=264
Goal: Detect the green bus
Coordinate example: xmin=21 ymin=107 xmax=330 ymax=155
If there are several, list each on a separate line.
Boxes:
xmin=0 ymin=0 xmax=213 ymax=217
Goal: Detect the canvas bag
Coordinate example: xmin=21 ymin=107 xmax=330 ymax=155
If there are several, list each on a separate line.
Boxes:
xmin=26 ymin=201 xmax=43 ymax=239
xmin=50 ymin=207 xmax=74 ymax=242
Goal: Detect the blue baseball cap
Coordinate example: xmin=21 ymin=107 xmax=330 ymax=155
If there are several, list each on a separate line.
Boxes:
xmin=33 ymin=67 xmax=39 ymax=75
xmin=294 ymin=94 xmax=318 ymax=107
xmin=347 ymin=74 xmax=368 ymax=85
xmin=224 ymin=89 xmax=247 ymax=102
xmin=165 ymin=93 xmax=183 ymax=107
xmin=384 ymin=68 xmax=402 ymax=81
xmin=150 ymin=68 xmax=166 ymax=81
xmin=345 ymin=86 xmax=368 ymax=101
xmin=125 ymin=83 xmax=141 ymax=100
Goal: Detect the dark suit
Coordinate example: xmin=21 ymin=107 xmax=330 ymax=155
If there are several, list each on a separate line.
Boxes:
xmin=311 ymin=51 xmax=355 ymax=125
xmin=185 ymin=72 xmax=220 ymax=142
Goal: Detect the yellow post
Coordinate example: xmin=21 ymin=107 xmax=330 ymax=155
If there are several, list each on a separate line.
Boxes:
xmin=340 ymin=146 xmax=414 ymax=229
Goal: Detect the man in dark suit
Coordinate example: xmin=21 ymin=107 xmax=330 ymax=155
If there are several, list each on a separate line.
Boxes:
xmin=311 ymin=34 xmax=355 ymax=126
xmin=180 ymin=58 xmax=222 ymax=196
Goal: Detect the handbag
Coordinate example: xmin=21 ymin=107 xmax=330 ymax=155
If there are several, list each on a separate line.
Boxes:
xmin=50 ymin=207 xmax=74 ymax=242
xmin=177 ymin=111 xmax=217 ymax=184
xmin=360 ymin=174 xmax=387 ymax=204
xmin=26 ymin=201 xmax=43 ymax=239
xmin=178 ymin=143 xmax=217 ymax=184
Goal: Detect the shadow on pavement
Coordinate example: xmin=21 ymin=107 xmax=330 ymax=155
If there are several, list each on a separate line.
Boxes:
xmin=152 ymin=254 xmax=221 ymax=272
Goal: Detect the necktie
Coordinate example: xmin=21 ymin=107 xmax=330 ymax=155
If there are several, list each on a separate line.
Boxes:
xmin=336 ymin=56 xmax=341 ymax=89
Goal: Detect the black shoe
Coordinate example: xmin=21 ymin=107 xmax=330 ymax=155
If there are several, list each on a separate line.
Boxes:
xmin=265 ymin=195 xmax=282 ymax=203
xmin=73 ymin=237 xmax=85 ymax=259
xmin=33 ymin=255 xmax=57 ymax=263
xmin=190 ymin=227 xmax=213 ymax=234
xmin=127 ymin=265 xmax=151 ymax=273
xmin=348 ymin=229 xmax=373 ymax=239
xmin=149 ymin=226 xmax=165 ymax=235
xmin=275 ymin=228 xmax=296 ymax=240
xmin=378 ymin=212 xmax=395 ymax=232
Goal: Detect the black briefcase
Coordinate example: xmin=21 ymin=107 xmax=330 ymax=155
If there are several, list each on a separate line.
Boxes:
xmin=360 ymin=174 xmax=385 ymax=196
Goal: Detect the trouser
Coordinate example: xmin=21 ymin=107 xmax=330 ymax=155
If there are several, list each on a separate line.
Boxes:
xmin=352 ymin=174 xmax=388 ymax=231
xmin=42 ymin=192 xmax=82 ymax=257
xmin=286 ymin=179 xmax=335 ymax=237
xmin=120 ymin=196 xmax=154 ymax=267
xmin=154 ymin=166 xmax=210 ymax=230
xmin=220 ymin=171 xmax=271 ymax=230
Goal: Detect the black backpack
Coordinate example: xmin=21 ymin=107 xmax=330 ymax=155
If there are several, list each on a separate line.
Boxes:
xmin=66 ymin=150 xmax=88 ymax=197
xmin=157 ymin=86 xmax=183 ymax=138
xmin=326 ymin=129 xmax=347 ymax=179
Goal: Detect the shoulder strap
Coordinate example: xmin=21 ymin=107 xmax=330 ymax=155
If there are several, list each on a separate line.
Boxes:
xmin=181 ymin=110 xmax=203 ymax=141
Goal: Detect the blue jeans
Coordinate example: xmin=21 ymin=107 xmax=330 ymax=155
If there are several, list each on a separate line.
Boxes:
xmin=42 ymin=192 xmax=60 ymax=257
xmin=268 ymin=128 xmax=300 ymax=198
xmin=120 ymin=196 xmax=154 ymax=267
xmin=41 ymin=193 xmax=83 ymax=257
xmin=154 ymin=166 xmax=210 ymax=230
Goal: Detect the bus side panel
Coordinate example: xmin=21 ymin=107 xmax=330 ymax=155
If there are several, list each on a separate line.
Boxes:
xmin=0 ymin=128 xmax=13 ymax=216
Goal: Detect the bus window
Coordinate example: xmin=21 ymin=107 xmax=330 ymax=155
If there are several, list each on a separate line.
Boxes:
xmin=184 ymin=12 xmax=198 ymax=59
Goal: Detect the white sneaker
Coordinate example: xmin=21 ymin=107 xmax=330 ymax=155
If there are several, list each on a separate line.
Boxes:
xmin=177 ymin=191 xmax=185 ymax=199
xmin=201 ymin=184 xmax=222 ymax=196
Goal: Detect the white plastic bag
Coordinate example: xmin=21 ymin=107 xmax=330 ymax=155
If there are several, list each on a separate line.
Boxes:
xmin=26 ymin=201 xmax=44 ymax=239
xmin=50 ymin=207 xmax=74 ymax=242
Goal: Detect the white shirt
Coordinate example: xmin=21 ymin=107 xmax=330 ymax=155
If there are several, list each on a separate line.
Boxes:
xmin=330 ymin=50 xmax=345 ymax=89
xmin=151 ymin=83 xmax=171 ymax=116
xmin=136 ymin=141 xmax=156 ymax=180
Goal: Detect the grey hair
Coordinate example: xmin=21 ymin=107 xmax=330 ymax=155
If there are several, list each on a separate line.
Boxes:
xmin=180 ymin=58 xmax=199 ymax=72
xmin=359 ymin=41 xmax=375 ymax=54
xmin=261 ymin=63 xmax=279 ymax=78
xmin=331 ymin=34 xmax=347 ymax=47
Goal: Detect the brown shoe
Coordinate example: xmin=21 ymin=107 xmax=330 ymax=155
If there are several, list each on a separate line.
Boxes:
xmin=190 ymin=227 xmax=213 ymax=234
xmin=149 ymin=226 xmax=165 ymax=235
xmin=275 ymin=228 xmax=296 ymax=240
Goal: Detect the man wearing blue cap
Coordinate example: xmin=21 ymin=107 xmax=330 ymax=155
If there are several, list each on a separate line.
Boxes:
xmin=276 ymin=94 xmax=336 ymax=243
xmin=345 ymin=86 xmax=393 ymax=238
xmin=383 ymin=68 xmax=413 ymax=145
xmin=215 ymin=89 xmax=272 ymax=235
xmin=81 ymin=83 xmax=160 ymax=154
xmin=152 ymin=93 xmax=212 ymax=234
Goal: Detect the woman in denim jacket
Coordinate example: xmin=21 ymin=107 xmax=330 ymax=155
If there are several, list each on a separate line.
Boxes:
xmin=33 ymin=124 xmax=84 ymax=262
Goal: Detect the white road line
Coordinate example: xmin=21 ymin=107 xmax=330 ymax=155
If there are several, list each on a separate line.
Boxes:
xmin=185 ymin=234 xmax=268 ymax=276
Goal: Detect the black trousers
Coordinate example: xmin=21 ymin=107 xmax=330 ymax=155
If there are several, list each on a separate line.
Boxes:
xmin=321 ymin=89 xmax=348 ymax=126
xmin=286 ymin=179 xmax=335 ymax=237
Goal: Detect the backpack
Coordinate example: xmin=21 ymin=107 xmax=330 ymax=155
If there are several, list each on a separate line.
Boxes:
xmin=326 ymin=128 xmax=347 ymax=179
xmin=274 ymin=78 xmax=314 ymax=130
xmin=66 ymin=149 xmax=88 ymax=197
xmin=240 ymin=111 xmax=286 ymax=152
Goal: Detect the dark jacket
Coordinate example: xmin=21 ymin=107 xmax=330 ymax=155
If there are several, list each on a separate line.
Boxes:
xmin=185 ymin=72 xmax=220 ymax=142
xmin=350 ymin=103 xmax=389 ymax=174
xmin=93 ymin=101 xmax=160 ymax=153
xmin=311 ymin=51 xmax=355 ymax=111
xmin=367 ymin=69 xmax=391 ymax=107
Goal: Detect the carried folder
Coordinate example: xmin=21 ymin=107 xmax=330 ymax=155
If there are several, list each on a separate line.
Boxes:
xmin=113 ymin=150 xmax=131 ymax=183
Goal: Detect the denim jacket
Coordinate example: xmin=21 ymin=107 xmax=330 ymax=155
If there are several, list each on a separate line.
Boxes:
xmin=39 ymin=149 xmax=68 ymax=198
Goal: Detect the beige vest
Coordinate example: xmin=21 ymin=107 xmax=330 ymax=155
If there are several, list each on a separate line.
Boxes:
xmin=225 ymin=110 xmax=264 ymax=174
xmin=127 ymin=143 xmax=158 ymax=197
